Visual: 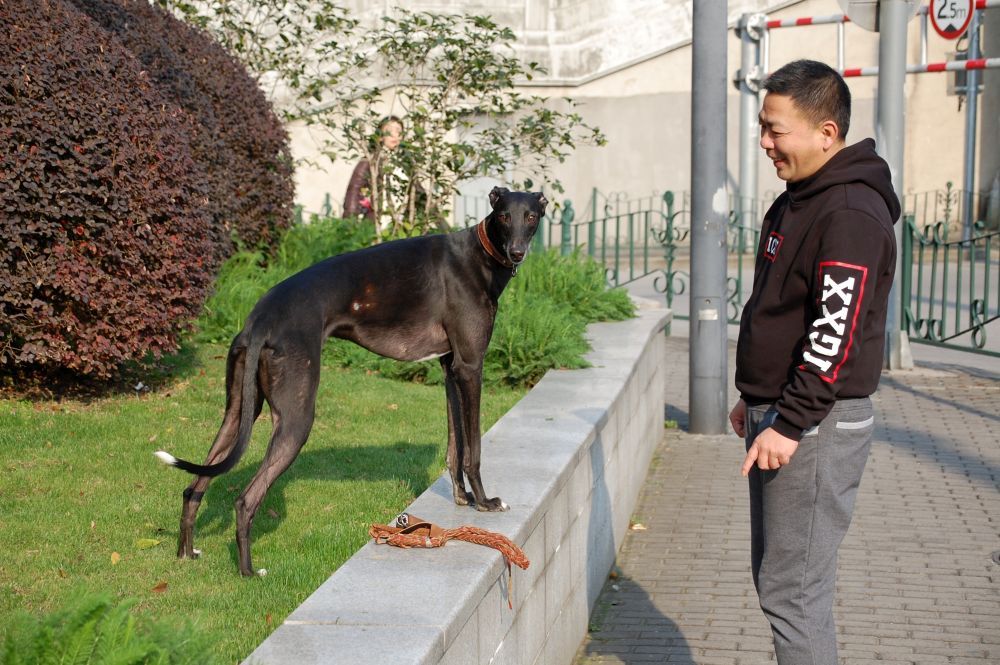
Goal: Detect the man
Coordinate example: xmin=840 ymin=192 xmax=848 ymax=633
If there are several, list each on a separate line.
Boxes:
xmin=729 ymin=59 xmax=900 ymax=664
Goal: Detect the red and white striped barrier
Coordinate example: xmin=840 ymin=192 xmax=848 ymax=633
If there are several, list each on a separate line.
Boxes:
xmin=842 ymin=56 xmax=1000 ymax=77
xmin=766 ymin=14 xmax=849 ymax=29
xmin=765 ymin=0 xmax=999 ymax=30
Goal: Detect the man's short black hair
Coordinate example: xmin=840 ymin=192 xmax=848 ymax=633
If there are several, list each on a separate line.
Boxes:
xmin=763 ymin=59 xmax=851 ymax=140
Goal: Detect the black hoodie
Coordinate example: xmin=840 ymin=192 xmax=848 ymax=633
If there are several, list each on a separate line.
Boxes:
xmin=735 ymin=138 xmax=901 ymax=441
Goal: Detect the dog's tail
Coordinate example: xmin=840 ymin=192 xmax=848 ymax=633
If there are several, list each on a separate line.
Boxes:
xmin=154 ymin=336 xmax=265 ymax=478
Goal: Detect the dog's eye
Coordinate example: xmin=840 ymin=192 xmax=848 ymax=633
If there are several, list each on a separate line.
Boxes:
xmin=526 ymin=214 xmax=537 ymax=223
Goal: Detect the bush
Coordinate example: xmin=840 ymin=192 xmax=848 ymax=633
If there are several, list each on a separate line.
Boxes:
xmin=0 ymin=0 xmax=216 ymax=385
xmin=65 ymin=0 xmax=295 ymax=251
xmin=314 ymin=243 xmax=635 ymax=387
xmin=202 ymin=214 xmax=636 ymax=388
xmin=327 ymin=247 xmax=636 ymax=387
xmin=196 ymin=215 xmax=376 ymax=343
xmin=0 ymin=593 xmax=218 ymax=665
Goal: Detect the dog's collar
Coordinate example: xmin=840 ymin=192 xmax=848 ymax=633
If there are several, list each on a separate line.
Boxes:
xmin=476 ymin=218 xmax=515 ymax=270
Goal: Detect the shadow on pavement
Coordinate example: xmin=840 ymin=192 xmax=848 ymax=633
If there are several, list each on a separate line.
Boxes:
xmin=578 ymin=573 xmax=695 ymax=664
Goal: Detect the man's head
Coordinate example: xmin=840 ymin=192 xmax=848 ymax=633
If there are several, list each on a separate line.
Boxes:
xmin=759 ymin=59 xmax=851 ymax=182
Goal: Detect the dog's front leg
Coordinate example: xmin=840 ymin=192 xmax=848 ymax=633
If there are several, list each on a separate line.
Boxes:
xmin=450 ymin=359 xmax=508 ymax=512
xmin=441 ymin=356 xmax=474 ymax=506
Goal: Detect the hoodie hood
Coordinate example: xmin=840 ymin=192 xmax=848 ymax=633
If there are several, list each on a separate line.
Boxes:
xmin=787 ymin=138 xmax=901 ymax=223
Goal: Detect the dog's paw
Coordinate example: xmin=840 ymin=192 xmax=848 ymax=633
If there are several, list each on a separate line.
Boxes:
xmin=453 ymin=490 xmax=474 ymax=506
xmin=476 ymin=497 xmax=509 ymax=512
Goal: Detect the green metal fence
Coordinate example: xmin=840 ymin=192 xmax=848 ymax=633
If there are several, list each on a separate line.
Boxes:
xmin=538 ymin=185 xmax=999 ymax=356
xmin=306 ymin=182 xmax=998 ymax=355
xmin=902 ymin=215 xmax=1000 ymax=355
xmin=547 ymin=187 xmax=762 ymax=324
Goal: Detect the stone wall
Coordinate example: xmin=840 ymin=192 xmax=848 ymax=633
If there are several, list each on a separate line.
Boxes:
xmin=243 ymin=301 xmax=671 ymax=665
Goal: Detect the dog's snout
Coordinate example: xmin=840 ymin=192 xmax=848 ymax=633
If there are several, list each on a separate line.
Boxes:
xmin=509 ymin=249 xmax=526 ymax=263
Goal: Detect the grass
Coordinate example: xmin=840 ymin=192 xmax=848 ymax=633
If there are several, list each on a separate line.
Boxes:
xmin=0 ymin=342 xmax=524 ymax=663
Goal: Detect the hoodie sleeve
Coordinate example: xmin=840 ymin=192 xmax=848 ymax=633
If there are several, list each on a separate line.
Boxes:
xmin=770 ymin=209 xmax=894 ymax=440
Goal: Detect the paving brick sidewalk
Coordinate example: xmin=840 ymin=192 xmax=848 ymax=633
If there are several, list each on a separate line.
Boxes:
xmin=574 ymin=335 xmax=1000 ymax=665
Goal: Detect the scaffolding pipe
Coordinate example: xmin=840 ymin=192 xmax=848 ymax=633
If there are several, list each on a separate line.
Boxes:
xmin=963 ymin=9 xmax=983 ymax=238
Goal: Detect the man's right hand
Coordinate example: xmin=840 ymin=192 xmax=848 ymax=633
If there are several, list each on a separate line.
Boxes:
xmin=729 ymin=399 xmax=746 ymax=438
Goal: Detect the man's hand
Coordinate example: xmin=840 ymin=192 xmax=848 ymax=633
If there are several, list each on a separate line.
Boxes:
xmin=729 ymin=399 xmax=747 ymax=438
xmin=741 ymin=427 xmax=799 ymax=477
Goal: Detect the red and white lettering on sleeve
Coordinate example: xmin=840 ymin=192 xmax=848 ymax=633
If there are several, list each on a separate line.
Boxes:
xmin=769 ymin=211 xmax=890 ymax=441
xmin=801 ymin=261 xmax=868 ymax=382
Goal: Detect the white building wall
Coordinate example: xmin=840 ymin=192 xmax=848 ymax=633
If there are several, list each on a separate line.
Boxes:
xmin=291 ymin=0 xmax=993 ymax=224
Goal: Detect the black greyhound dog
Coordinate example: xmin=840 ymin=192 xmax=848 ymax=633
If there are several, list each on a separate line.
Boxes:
xmin=155 ymin=187 xmax=547 ymax=576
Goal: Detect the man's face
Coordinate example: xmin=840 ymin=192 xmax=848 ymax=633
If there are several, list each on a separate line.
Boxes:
xmin=758 ymin=93 xmax=833 ymax=183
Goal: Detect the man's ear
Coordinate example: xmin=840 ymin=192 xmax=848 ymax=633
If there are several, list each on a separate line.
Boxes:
xmin=489 ymin=186 xmax=510 ymax=209
xmin=536 ymin=192 xmax=548 ymax=211
xmin=820 ymin=120 xmax=841 ymax=150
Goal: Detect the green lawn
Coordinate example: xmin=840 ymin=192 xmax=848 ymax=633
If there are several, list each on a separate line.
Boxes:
xmin=0 ymin=343 xmax=525 ymax=663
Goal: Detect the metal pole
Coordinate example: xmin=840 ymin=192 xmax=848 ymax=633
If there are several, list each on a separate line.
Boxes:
xmin=738 ymin=14 xmax=762 ymax=237
xmin=838 ymin=21 xmax=846 ymax=71
xmin=920 ymin=10 xmax=928 ymax=65
xmin=963 ymin=8 xmax=982 ymax=239
xmin=877 ymin=0 xmax=914 ymax=369
xmin=689 ymin=0 xmax=728 ymax=434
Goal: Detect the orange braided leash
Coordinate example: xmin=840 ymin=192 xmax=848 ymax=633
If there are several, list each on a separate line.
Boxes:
xmin=369 ymin=525 xmax=528 ymax=568
xmin=369 ymin=515 xmax=530 ymax=609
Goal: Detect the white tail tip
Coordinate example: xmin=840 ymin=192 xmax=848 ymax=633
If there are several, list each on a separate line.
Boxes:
xmin=154 ymin=451 xmax=177 ymax=466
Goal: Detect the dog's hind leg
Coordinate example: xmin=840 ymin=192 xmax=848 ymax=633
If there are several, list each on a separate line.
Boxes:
xmin=234 ymin=344 xmax=319 ymax=576
xmin=178 ymin=345 xmax=263 ymax=559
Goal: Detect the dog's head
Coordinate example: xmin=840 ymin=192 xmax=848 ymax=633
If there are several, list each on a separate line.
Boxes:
xmin=488 ymin=186 xmax=548 ymax=266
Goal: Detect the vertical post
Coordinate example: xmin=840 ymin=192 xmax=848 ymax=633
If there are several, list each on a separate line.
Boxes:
xmin=588 ymin=188 xmax=597 ymax=257
xmin=838 ymin=21 xmax=846 ymax=71
xmin=560 ymin=201 xmax=574 ymax=255
xmin=689 ymin=0 xmax=728 ymax=434
xmin=877 ymin=0 xmax=914 ymax=369
xmin=963 ymin=8 xmax=982 ymax=239
xmin=738 ymin=14 xmax=762 ymax=239
xmin=920 ymin=10 xmax=928 ymax=65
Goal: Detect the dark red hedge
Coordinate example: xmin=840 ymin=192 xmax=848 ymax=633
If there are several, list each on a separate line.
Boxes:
xmin=65 ymin=0 xmax=295 ymax=251
xmin=0 ymin=0 xmax=217 ymax=383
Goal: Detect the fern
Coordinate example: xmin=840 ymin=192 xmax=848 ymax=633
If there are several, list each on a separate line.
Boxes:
xmin=197 ymin=219 xmax=636 ymax=389
xmin=0 ymin=594 xmax=217 ymax=665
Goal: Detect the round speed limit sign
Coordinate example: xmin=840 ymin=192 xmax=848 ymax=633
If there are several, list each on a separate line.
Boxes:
xmin=930 ymin=0 xmax=974 ymax=40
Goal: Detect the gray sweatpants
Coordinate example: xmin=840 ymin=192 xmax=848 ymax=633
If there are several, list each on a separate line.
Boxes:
xmin=745 ymin=398 xmax=874 ymax=665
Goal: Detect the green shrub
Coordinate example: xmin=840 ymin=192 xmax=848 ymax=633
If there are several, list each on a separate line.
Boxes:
xmin=324 ymin=247 xmax=636 ymax=388
xmin=0 ymin=593 xmax=217 ymax=665
xmin=196 ymin=215 xmax=375 ymax=343
xmin=198 ymin=217 xmax=635 ymax=388
xmin=502 ymin=248 xmax=636 ymax=323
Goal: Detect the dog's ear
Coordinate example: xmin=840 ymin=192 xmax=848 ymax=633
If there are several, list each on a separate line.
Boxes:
xmin=489 ymin=186 xmax=510 ymax=209
xmin=536 ymin=192 xmax=548 ymax=210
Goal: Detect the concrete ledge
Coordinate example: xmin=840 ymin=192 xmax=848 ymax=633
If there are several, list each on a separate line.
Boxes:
xmin=244 ymin=300 xmax=670 ymax=665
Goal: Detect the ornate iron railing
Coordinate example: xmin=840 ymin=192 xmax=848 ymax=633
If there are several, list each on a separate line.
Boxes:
xmin=539 ymin=185 xmax=999 ymax=356
xmin=443 ymin=183 xmax=1000 ymax=355
xmin=902 ymin=215 xmax=1000 ymax=355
